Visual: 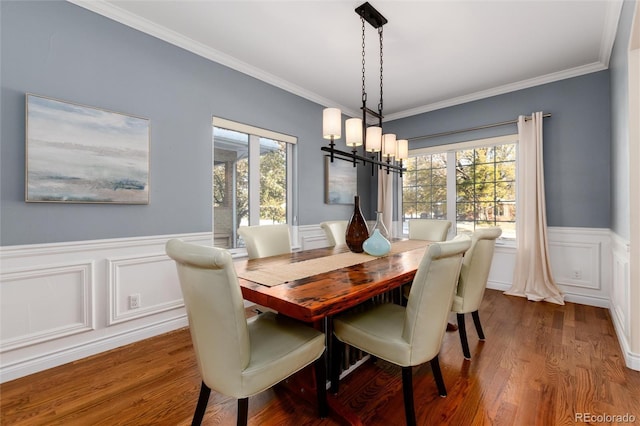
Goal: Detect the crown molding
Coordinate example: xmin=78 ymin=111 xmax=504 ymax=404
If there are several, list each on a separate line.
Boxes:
xmin=385 ymin=62 xmax=608 ymax=121
xmin=599 ymin=0 xmax=624 ymax=68
xmin=66 ymin=0 xmax=356 ymax=115
xmin=68 ymin=0 xmax=621 ymax=122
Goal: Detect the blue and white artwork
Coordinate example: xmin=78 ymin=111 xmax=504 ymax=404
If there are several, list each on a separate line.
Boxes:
xmin=26 ymin=94 xmax=150 ymax=203
xmin=325 ymin=156 xmax=357 ymax=204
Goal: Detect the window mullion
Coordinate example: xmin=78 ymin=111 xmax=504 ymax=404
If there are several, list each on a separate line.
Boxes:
xmin=248 ymin=134 xmax=260 ymax=226
xmin=446 ymin=151 xmax=457 ymax=237
xmin=287 ymin=143 xmax=295 ymax=226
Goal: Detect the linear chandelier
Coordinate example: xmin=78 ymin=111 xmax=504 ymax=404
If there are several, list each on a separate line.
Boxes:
xmin=321 ymin=2 xmax=407 ymax=176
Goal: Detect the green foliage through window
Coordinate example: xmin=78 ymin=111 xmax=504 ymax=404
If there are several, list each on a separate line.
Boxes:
xmin=402 ymin=142 xmax=516 ymax=238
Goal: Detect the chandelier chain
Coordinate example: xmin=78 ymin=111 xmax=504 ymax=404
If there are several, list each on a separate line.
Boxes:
xmin=361 ymin=17 xmax=367 ymax=103
xmin=378 ymin=26 xmax=384 ymax=115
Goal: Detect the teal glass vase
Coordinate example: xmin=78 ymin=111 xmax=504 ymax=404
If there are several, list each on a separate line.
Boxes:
xmin=363 ymin=229 xmax=391 ymax=256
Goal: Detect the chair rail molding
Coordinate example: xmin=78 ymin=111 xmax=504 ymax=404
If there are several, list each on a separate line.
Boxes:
xmin=0 ymin=232 xmax=211 ymax=383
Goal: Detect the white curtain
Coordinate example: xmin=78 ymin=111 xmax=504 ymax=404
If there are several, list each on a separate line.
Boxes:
xmin=377 ymin=170 xmax=394 ymax=236
xmin=505 ymin=112 xmax=564 ymax=305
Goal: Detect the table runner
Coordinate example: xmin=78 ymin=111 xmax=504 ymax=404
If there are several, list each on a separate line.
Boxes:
xmin=237 ymin=239 xmax=430 ymax=287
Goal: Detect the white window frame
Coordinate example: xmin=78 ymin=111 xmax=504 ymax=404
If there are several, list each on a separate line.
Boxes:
xmin=212 ymin=117 xmax=297 ymax=256
xmin=402 ymin=134 xmax=518 ymax=243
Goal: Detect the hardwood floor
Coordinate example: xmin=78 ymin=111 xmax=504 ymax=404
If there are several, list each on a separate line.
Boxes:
xmin=2 ymin=289 xmax=639 ymax=425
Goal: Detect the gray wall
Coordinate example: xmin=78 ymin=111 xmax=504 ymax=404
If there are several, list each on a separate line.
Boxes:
xmin=0 ymin=1 xmax=364 ymax=246
xmin=609 ymin=0 xmax=636 ymax=240
xmin=384 ymin=71 xmax=612 ymax=229
xmin=0 ymin=1 xmax=619 ymax=246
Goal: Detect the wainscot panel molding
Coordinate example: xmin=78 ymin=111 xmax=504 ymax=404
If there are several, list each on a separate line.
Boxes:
xmin=0 ymin=261 xmax=95 ymax=352
xmin=298 ymin=224 xmax=330 ymax=250
xmin=609 ymin=232 xmax=637 ymax=370
xmin=107 ymin=254 xmax=185 ymax=325
xmin=547 ymin=227 xmax=612 ymax=308
xmin=0 ymin=232 xmax=212 ymax=383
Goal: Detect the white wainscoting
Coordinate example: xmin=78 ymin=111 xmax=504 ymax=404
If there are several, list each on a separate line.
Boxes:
xmin=0 ymin=232 xmax=211 ymax=383
xmin=302 ymin=225 xmax=614 ymax=307
xmin=0 ymin=226 xmax=632 ymax=381
xmin=609 ymin=233 xmax=638 ymax=370
xmin=1 ymin=261 xmax=95 ymax=352
xmin=547 ymin=227 xmax=612 ymax=307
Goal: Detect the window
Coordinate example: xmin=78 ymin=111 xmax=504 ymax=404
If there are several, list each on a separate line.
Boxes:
xmin=402 ymin=135 xmax=517 ymax=239
xmin=212 ymin=118 xmax=296 ymax=250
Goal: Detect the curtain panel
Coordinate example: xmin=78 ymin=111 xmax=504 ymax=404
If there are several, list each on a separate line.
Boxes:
xmin=505 ymin=112 xmax=564 ymax=305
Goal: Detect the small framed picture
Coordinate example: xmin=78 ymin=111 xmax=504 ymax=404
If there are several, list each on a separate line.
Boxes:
xmin=324 ymin=156 xmax=357 ymax=204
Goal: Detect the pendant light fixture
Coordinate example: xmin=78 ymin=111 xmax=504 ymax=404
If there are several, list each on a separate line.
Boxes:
xmin=321 ymin=2 xmax=406 ymax=176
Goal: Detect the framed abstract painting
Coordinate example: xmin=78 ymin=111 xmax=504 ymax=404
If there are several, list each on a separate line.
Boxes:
xmin=324 ymin=156 xmax=357 ymax=204
xmin=25 ymin=94 xmax=150 ymax=204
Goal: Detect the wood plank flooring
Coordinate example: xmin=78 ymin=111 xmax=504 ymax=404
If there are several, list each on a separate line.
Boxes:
xmin=2 ymin=289 xmax=639 ymax=425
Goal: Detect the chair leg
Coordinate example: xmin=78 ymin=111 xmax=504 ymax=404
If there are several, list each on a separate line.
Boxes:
xmin=314 ymin=352 xmax=328 ymax=418
xmin=400 ymin=284 xmax=409 ymax=306
xmin=401 ymin=366 xmax=417 ymax=426
xmin=429 ymin=356 xmax=447 ymax=397
xmin=191 ymin=381 xmax=211 ymax=426
xmin=236 ymin=398 xmax=248 ymax=426
xmin=472 ymin=310 xmax=485 ymax=340
xmin=330 ymin=335 xmax=343 ymax=394
xmin=457 ymin=312 xmax=471 ymax=360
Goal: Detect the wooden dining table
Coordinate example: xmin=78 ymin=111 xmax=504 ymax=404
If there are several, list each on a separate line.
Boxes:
xmin=234 ymin=240 xmax=432 ymax=425
xmin=236 ymin=239 xmax=431 ymax=323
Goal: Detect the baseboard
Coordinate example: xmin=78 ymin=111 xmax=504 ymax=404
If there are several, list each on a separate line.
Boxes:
xmin=610 ymin=299 xmax=640 ymax=371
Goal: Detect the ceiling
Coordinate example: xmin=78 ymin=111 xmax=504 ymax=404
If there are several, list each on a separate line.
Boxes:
xmin=70 ymin=0 xmax=623 ymax=121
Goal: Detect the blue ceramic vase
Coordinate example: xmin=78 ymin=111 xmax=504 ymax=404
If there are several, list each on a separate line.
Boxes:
xmin=363 ymin=229 xmax=391 ymax=256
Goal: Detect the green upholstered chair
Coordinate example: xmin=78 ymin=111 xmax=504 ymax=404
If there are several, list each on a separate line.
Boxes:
xmin=451 ymin=227 xmax=502 ymax=359
xmin=320 ymin=220 xmax=348 ymax=247
xmin=166 ymin=239 xmax=327 ymax=426
xmin=237 ymin=224 xmax=291 ymax=259
xmin=330 ymin=236 xmax=471 ymax=426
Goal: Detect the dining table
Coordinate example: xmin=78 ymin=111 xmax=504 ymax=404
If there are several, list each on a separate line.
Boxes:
xmin=234 ymin=239 xmax=433 ymax=425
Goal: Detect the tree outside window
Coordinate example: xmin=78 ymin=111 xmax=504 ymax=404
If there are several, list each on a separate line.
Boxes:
xmin=213 ymin=125 xmax=291 ymax=250
xmin=402 ymin=140 xmax=516 ymax=239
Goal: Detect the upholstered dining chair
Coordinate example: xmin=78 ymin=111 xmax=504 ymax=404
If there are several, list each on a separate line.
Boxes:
xmin=320 ymin=220 xmax=348 ymax=247
xmin=451 ymin=227 xmax=502 ymax=359
xmin=165 ymin=239 xmax=327 ymax=426
xmin=237 ymin=224 xmax=291 ymax=259
xmin=408 ymin=219 xmax=452 ymax=242
xmin=403 ymin=219 xmax=453 ymax=304
xmin=331 ymin=236 xmax=472 ymax=426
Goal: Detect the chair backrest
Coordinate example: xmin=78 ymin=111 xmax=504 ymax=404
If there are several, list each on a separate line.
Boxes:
xmin=320 ymin=220 xmax=348 ymax=247
xmin=237 ymin=224 xmax=291 ymax=259
xmin=456 ymin=227 xmax=502 ymax=313
xmin=403 ymin=235 xmax=471 ymax=365
xmin=166 ymin=239 xmax=250 ymax=395
xmin=408 ymin=219 xmax=452 ymax=242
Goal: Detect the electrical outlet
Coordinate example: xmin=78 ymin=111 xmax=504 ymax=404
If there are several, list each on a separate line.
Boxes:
xmin=129 ymin=293 xmax=141 ymax=309
xmin=571 ymin=270 xmax=582 ymax=280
